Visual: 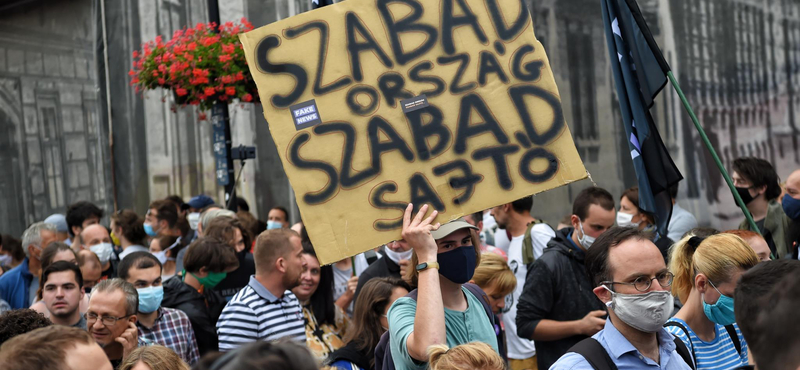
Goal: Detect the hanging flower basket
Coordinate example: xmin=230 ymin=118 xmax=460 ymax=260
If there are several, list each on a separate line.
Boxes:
xmin=129 ymin=18 xmax=258 ymax=111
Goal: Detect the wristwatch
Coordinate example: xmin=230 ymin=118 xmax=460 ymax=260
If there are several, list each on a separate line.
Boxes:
xmin=416 ymin=261 xmax=440 ymax=272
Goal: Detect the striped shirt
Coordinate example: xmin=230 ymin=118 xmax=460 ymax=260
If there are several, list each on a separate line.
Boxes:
xmin=216 ymin=275 xmax=306 ymax=351
xmin=665 ymin=318 xmax=748 ymax=370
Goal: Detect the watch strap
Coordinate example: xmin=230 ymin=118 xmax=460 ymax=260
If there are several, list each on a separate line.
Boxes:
xmin=416 ymin=261 xmax=440 ymax=271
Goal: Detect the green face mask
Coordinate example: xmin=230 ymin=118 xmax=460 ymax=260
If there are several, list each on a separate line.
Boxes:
xmin=191 ymin=271 xmax=228 ymax=289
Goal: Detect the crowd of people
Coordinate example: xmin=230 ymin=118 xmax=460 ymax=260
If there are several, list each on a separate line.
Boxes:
xmin=0 ymin=156 xmax=799 ymax=370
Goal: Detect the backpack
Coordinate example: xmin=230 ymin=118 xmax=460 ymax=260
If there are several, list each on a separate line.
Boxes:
xmin=522 ymin=219 xmax=552 ymax=265
xmin=663 ymin=321 xmax=742 ymax=369
xmin=567 ymin=335 xmax=696 ymax=370
xmin=374 ymin=283 xmax=497 ymax=370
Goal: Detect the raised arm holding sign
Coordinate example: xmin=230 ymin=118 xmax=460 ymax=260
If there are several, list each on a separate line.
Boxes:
xmin=239 ymin=0 xmax=587 ymax=264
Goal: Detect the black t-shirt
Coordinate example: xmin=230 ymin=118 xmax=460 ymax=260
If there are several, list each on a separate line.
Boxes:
xmin=212 ymin=250 xmax=255 ymax=300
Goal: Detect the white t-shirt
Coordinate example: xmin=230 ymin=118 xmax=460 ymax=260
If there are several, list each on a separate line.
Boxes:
xmin=333 ymin=253 xmax=371 ymax=316
xmin=502 ymin=224 xmax=555 ymax=360
xmin=494 ymin=228 xmax=511 ymax=253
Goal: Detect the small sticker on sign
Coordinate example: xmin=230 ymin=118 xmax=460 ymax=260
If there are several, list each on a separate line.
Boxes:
xmin=290 ymin=99 xmax=323 ymax=130
xmin=400 ymin=95 xmax=429 ymax=114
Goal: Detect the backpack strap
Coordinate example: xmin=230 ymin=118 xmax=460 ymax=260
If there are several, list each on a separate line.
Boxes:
xmin=724 ymin=325 xmax=742 ymax=355
xmin=521 ymin=220 xmax=541 ymax=265
xmin=672 ymin=337 xmax=696 ymax=370
xmin=566 ymin=338 xmax=617 ymax=370
xmin=664 ymin=321 xmax=696 ymax=368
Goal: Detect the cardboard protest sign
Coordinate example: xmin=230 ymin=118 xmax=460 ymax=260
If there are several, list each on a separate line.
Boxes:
xmin=240 ymin=0 xmax=587 ymax=264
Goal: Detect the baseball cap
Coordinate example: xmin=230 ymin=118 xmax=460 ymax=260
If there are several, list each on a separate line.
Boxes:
xmin=430 ymin=219 xmax=478 ymax=240
xmin=44 ymin=214 xmax=69 ymax=233
xmin=183 ymin=194 xmax=215 ymax=210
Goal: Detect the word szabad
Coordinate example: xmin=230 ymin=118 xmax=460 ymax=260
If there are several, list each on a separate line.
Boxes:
xmin=253 ymin=0 xmax=565 ymax=230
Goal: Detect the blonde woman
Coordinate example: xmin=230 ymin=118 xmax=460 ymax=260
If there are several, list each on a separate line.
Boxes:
xmin=469 ymin=252 xmax=517 ymax=361
xmin=118 ymin=345 xmax=190 ymax=370
xmin=666 ymin=234 xmax=759 ymax=369
xmin=427 ymin=342 xmax=505 ymax=370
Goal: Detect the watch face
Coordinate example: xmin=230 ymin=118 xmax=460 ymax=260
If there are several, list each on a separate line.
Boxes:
xmin=416 ymin=262 xmax=427 ymax=270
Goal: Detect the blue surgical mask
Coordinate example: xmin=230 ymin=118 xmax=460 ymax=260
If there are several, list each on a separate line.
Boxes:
xmin=266 ymin=220 xmax=282 ymax=230
xmin=137 ymin=286 xmax=164 ymax=314
xmin=437 ymin=245 xmax=476 ymax=284
xmin=782 ymin=194 xmax=800 ymax=220
xmin=702 ymin=280 xmax=736 ymax=325
xmin=0 ymin=254 xmax=12 ymax=266
xmin=143 ymin=223 xmax=158 ymax=237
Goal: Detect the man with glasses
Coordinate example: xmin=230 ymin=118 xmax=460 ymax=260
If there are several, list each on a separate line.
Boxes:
xmin=85 ymin=278 xmax=143 ymax=368
xmin=550 ymin=227 xmax=692 ymax=369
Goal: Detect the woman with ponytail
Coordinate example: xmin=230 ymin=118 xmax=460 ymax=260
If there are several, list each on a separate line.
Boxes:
xmin=666 ymin=233 xmax=759 ymax=369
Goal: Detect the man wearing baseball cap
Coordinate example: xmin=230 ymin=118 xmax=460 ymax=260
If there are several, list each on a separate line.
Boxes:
xmin=386 ymin=204 xmax=499 ymax=370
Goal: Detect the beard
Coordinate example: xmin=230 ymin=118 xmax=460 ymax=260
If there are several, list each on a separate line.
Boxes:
xmin=282 ymin=269 xmax=302 ymax=290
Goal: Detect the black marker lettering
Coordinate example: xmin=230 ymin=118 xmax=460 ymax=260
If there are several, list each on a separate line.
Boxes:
xmin=441 ymin=0 xmax=488 ymax=55
xmin=288 ymin=133 xmax=339 ymax=204
xmin=314 ymin=122 xmax=378 ymax=188
xmin=472 ymin=144 xmax=520 ymax=190
xmin=408 ymin=61 xmax=446 ymax=98
xmin=377 ymin=0 xmax=439 ymax=65
xmin=285 ymin=22 xmax=352 ymax=96
xmin=346 ymin=85 xmax=379 ymax=116
xmin=409 ymin=173 xmax=445 ymax=213
xmin=405 ymin=104 xmax=451 ymax=161
xmin=346 ymin=12 xmax=394 ymax=82
xmin=255 ymin=35 xmax=308 ymax=108
xmin=377 ymin=72 xmax=414 ymax=108
xmin=508 ymin=85 xmax=565 ymax=146
xmin=367 ymin=116 xmax=415 ymax=170
xmin=370 ymin=182 xmax=407 ymax=230
xmin=454 ymin=94 xmax=509 ymax=154
xmin=511 ymin=45 xmax=544 ymax=82
xmin=477 ymin=51 xmax=508 ymax=86
xmin=432 ymin=160 xmax=482 ymax=205
xmin=485 ymin=0 xmax=530 ymax=41
xmin=519 ymin=147 xmax=559 ymax=183
xmin=437 ymin=53 xmax=476 ymax=94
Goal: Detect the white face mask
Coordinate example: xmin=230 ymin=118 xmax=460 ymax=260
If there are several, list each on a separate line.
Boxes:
xmin=578 ymin=222 xmax=596 ymax=249
xmin=89 ymin=242 xmax=114 ymax=264
xmin=152 ymin=237 xmax=181 ymax=265
xmin=603 ymin=285 xmax=674 ymax=333
xmin=187 ymin=213 xmax=201 ymax=231
xmin=384 ymin=245 xmax=413 ymax=264
xmin=616 ymin=212 xmax=640 ymax=228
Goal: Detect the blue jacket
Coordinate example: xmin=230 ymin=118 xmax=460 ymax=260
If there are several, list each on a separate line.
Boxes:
xmin=0 ymin=258 xmax=34 ymax=309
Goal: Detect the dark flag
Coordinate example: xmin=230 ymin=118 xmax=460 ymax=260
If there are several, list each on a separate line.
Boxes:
xmin=312 ymin=0 xmax=335 ymax=9
xmin=601 ymin=0 xmax=683 ymax=237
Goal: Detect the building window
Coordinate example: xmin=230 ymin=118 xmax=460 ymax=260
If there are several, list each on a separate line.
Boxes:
xmin=37 ymin=96 xmax=65 ymax=211
xmin=565 ymin=19 xmax=598 ymax=140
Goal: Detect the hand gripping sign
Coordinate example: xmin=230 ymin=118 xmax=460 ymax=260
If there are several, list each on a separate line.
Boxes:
xmin=239 ymin=0 xmax=587 ymax=264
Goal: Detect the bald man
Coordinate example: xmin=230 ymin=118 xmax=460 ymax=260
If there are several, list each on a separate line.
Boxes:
xmin=81 ymin=225 xmax=117 ymax=279
xmin=784 ymin=170 xmax=800 ymax=258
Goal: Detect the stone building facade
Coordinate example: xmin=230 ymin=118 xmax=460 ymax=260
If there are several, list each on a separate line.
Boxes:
xmin=0 ymin=0 xmax=798 ymax=236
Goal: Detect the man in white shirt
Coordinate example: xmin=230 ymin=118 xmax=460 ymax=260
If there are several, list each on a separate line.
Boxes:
xmin=491 ymin=196 xmax=555 ymax=370
xmin=667 ymin=184 xmax=698 ymax=241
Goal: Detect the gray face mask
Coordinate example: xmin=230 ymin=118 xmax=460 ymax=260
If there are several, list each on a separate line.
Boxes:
xmin=603 ymin=285 xmax=673 ymax=333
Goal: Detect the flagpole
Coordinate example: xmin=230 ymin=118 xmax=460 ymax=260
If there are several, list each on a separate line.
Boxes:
xmin=666 ymin=71 xmax=762 ymax=234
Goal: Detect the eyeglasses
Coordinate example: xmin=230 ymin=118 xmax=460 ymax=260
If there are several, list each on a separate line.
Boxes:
xmin=602 ymin=271 xmax=674 ymax=292
xmin=84 ymin=312 xmax=129 ymax=326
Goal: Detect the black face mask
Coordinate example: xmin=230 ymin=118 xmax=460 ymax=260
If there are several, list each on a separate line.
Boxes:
xmin=84 ymin=286 xmax=92 ymax=294
xmin=736 ymin=186 xmax=755 ymax=205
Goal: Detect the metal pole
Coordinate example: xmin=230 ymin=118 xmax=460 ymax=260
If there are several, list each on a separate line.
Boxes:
xmin=667 ymin=71 xmax=761 ymax=235
xmin=207 ymin=0 xmax=236 ymax=211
